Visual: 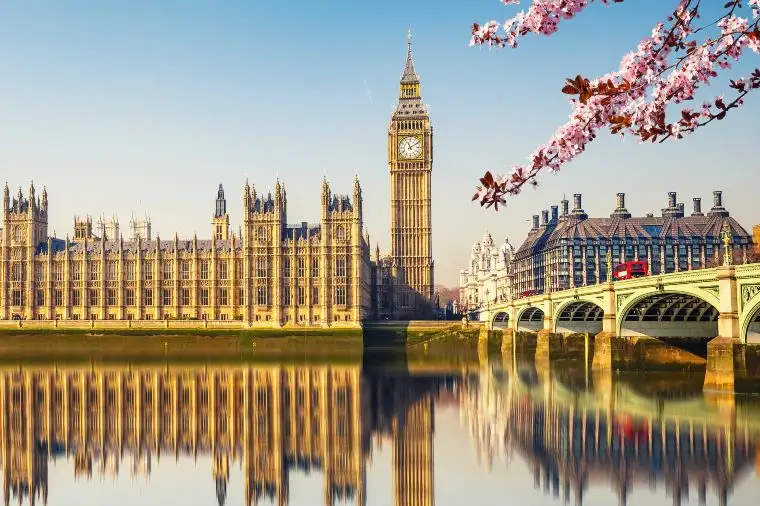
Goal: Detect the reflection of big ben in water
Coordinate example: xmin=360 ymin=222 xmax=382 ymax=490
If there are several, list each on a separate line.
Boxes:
xmin=393 ymin=392 xmax=434 ymax=506
xmin=388 ymin=31 xmax=435 ymax=318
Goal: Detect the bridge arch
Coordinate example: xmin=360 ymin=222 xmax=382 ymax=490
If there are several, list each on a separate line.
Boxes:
xmin=491 ymin=311 xmax=510 ymax=329
xmin=516 ymin=306 xmax=543 ymax=333
xmin=617 ymin=288 xmax=720 ymax=339
xmin=553 ymin=299 xmax=604 ymax=335
xmin=741 ymin=294 xmax=760 ymax=344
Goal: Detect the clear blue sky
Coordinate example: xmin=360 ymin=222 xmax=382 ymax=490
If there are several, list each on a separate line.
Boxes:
xmin=1 ymin=0 xmax=758 ymax=287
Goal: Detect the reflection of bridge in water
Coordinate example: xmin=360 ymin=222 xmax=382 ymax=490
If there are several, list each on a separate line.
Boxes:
xmin=0 ymin=363 xmax=456 ymax=506
xmin=461 ymin=358 xmax=760 ymax=506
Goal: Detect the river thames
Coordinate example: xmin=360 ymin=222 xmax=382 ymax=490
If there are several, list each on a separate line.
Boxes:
xmin=1 ymin=338 xmax=759 ymax=506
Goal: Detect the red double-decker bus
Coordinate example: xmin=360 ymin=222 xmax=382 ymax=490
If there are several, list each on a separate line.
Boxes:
xmin=613 ymin=261 xmax=648 ymax=280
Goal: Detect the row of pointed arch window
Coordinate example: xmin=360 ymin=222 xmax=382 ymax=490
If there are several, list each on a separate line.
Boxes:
xmin=255 ymin=226 xmax=347 ymax=243
xmin=19 ymin=256 xmax=346 ymax=283
xmin=13 ymin=285 xmax=349 ymax=309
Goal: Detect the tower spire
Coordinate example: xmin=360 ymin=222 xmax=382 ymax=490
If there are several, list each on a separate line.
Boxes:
xmin=401 ymin=29 xmax=420 ymax=86
xmin=394 ymin=31 xmax=426 ymax=117
xmin=215 ymin=183 xmax=226 ymax=218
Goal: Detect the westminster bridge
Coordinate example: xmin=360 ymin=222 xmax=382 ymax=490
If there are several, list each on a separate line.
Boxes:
xmin=482 ymin=264 xmax=760 ymax=342
xmin=479 ymin=264 xmax=760 ymax=390
xmin=461 ymin=355 xmax=760 ymax=506
xmin=0 ymin=362 xmax=458 ymax=506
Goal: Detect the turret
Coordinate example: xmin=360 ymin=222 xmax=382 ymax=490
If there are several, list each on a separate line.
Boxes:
xmin=214 ymin=184 xmax=226 ymax=217
xmin=353 ymin=175 xmax=363 ymax=221
xmin=28 ymin=181 xmax=36 ymax=211
xmin=212 ymin=183 xmax=230 ymax=241
xmin=243 ymin=179 xmax=251 ymax=211
xmin=321 ymin=177 xmax=331 ymax=219
xmin=73 ymin=215 xmax=94 ymax=242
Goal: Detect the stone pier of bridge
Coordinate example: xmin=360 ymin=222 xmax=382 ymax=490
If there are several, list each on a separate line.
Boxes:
xmin=478 ymin=265 xmax=758 ymax=393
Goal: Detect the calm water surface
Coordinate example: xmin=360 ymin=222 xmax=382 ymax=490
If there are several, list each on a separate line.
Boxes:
xmin=2 ymin=344 xmax=760 ymax=506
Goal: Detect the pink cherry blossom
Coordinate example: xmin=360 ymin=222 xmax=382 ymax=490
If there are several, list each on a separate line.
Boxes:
xmin=470 ymin=0 xmax=760 ymax=210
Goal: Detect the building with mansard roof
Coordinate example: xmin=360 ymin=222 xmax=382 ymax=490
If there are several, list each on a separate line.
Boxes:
xmin=512 ymin=190 xmax=753 ymax=296
xmin=0 ymin=178 xmax=372 ymax=326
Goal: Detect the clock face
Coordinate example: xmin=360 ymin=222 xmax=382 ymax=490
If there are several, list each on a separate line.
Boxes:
xmin=398 ymin=136 xmax=422 ymax=159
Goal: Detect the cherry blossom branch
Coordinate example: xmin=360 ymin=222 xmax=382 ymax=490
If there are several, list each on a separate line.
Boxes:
xmin=470 ymin=0 xmax=760 ymax=210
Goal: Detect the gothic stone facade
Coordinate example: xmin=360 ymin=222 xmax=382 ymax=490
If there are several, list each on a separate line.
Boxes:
xmin=0 ymin=179 xmax=372 ymax=326
xmin=1 ymin=35 xmax=434 ymax=325
xmin=372 ymin=33 xmax=435 ymax=320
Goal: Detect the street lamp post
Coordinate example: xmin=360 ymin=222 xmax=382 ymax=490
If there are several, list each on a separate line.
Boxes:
xmin=485 ymin=288 xmax=490 ymax=323
xmin=721 ymin=222 xmax=733 ymax=267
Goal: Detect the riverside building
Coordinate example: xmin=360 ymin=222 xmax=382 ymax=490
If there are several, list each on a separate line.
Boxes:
xmin=458 ymin=232 xmax=515 ymax=312
xmin=0 ymin=34 xmax=438 ymax=325
xmin=1 ymin=180 xmax=372 ymax=325
xmin=512 ymin=191 xmax=754 ymax=295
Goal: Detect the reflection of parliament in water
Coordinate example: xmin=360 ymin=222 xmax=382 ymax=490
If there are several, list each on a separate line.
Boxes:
xmin=0 ymin=365 xmax=445 ymax=506
xmin=463 ymin=369 xmax=760 ymax=506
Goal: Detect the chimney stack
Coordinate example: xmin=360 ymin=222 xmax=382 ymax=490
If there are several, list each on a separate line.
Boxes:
xmin=677 ymin=202 xmax=685 ymax=216
xmin=532 ymin=215 xmax=540 ymax=229
xmin=663 ymin=191 xmax=680 ymax=217
xmin=611 ymin=192 xmax=631 ymax=219
xmin=616 ymin=192 xmax=626 ymax=210
xmin=561 ymin=199 xmax=569 ymax=216
xmin=541 ymin=210 xmax=549 ymax=226
xmin=713 ymin=190 xmax=723 ymax=208
xmin=571 ymin=193 xmax=588 ymax=219
xmin=550 ymin=205 xmax=559 ymax=223
xmin=692 ymin=198 xmax=703 ymax=216
xmin=708 ymin=190 xmax=729 ymax=217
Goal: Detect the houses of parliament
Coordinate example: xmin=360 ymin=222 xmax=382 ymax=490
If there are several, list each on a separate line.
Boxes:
xmin=0 ymin=34 xmax=434 ymax=325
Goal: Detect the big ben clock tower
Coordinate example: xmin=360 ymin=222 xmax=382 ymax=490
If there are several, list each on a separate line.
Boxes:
xmin=388 ymin=31 xmax=434 ymax=318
